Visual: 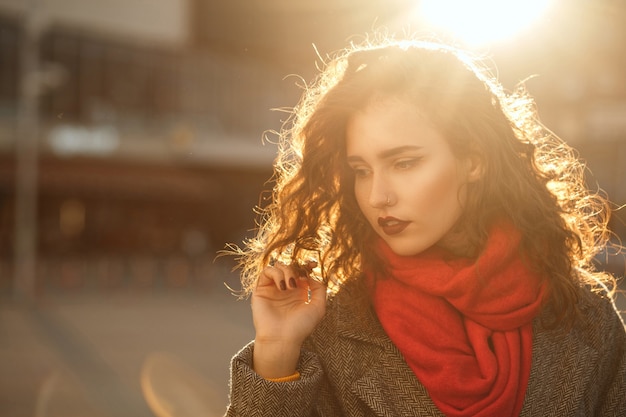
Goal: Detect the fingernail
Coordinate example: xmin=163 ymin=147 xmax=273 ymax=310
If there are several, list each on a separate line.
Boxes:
xmin=289 ymin=278 xmax=297 ymax=288
xmin=280 ymin=280 xmax=287 ymax=291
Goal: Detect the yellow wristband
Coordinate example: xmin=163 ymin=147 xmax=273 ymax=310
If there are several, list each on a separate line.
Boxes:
xmin=265 ymin=371 xmax=301 ymax=383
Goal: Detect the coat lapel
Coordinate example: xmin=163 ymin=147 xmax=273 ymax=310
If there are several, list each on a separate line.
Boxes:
xmin=332 ymin=282 xmax=445 ymax=417
xmin=520 ymin=314 xmax=599 ymax=416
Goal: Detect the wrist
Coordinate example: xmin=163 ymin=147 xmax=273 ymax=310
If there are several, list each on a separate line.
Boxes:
xmin=252 ymin=339 xmax=302 ymax=379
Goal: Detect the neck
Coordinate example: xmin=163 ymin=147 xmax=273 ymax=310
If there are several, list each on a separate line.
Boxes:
xmin=436 ymin=227 xmax=478 ymax=259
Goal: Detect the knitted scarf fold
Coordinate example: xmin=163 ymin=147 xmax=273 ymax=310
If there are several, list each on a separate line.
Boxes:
xmin=370 ymin=222 xmax=546 ymax=417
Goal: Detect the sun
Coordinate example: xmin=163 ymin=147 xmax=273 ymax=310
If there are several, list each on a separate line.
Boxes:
xmin=418 ymin=0 xmax=553 ymax=46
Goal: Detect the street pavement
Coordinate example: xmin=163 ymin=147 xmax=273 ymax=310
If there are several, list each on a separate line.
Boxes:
xmin=1 ymin=269 xmax=625 ymax=417
xmin=1 ymin=270 xmax=253 ymax=417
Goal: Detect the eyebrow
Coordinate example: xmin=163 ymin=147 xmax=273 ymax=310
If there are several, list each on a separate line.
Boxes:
xmin=346 ymin=145 xmax=423 ymax=163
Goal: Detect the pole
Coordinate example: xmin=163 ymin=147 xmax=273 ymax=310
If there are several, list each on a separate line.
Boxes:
xmin=14 ymin=0 xmax=44 ymax=302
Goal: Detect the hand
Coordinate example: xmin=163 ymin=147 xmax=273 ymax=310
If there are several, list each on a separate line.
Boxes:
xmin=251 ymin=261 xmax=327 ymax=379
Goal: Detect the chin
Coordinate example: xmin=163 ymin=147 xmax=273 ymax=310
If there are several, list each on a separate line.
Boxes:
xmin=384 ymin=238 xmax=434 ymax=257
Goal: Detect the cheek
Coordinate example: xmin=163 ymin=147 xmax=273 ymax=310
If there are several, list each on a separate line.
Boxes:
xmin=353 ymin=181 xmax=382 ymax=230
xmin=411 ymin=164 xmax=465 ymax=210
xmin=353 ymin=182 xmax=370 ymax=214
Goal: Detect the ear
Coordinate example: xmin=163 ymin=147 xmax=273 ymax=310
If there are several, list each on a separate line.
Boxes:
xmin=463 ymin=153 xmax=485 ymax=183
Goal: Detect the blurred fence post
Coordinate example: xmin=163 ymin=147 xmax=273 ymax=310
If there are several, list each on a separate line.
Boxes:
xmin=14 ymin=0 xmax=45 ymax=302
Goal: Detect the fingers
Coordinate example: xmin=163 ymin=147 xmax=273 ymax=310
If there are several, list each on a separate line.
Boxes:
xmin=259 ymin=262 xmax=300 ymax=291
xmin=257 ymin=260 xmax=325 ymax=295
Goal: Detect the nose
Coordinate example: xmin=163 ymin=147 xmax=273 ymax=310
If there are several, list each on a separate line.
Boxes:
xmin=368 ymin=174 xmax=395 ymax=208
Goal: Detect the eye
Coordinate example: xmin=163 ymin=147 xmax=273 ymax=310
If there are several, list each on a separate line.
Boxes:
xmin=349 ymin=165 xmax=371 ymax=179
xmin=394 ymin=158 xmax=421 ymax=170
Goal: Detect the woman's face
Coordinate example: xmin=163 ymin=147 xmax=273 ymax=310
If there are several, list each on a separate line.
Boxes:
xmin=346 ymin=97 xmax=477 ymax=257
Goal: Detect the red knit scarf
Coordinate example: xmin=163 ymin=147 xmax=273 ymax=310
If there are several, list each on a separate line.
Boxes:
xmin=370 ymin=222 xmax=546 ymax=417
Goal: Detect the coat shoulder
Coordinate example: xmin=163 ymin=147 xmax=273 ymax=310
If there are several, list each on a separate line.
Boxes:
xmin=572 ymin=281 xmax=625 ymax=351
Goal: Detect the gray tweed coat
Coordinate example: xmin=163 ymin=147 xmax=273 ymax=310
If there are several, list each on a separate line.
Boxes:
xmin=226 ymin=278 xmax=626 ymax=416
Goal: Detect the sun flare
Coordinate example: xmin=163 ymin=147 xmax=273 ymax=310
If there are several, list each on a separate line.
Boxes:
xmin=419 ymin=0 xmax=553 ymax=46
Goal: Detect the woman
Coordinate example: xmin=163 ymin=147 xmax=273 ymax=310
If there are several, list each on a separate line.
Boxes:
xmin=225 ymin=38 xmax=626 ymax=416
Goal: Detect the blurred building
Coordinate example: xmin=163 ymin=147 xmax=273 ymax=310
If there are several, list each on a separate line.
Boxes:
xmin=0 ymin=0 xmax=625 ymax=297
xmin=0 ymin=0 xmax=294 ymax=295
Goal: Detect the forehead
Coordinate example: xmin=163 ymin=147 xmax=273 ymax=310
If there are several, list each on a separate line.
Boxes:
xmin=345 ymin=97 xmax=449 ymax=157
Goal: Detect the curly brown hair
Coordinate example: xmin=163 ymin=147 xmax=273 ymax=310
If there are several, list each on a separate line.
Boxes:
xmin=228 ymin=37 xmax=616 ymax=327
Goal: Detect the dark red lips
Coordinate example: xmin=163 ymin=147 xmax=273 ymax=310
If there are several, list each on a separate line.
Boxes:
xmin=377 ymin=217 xmax=410 ymax=235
